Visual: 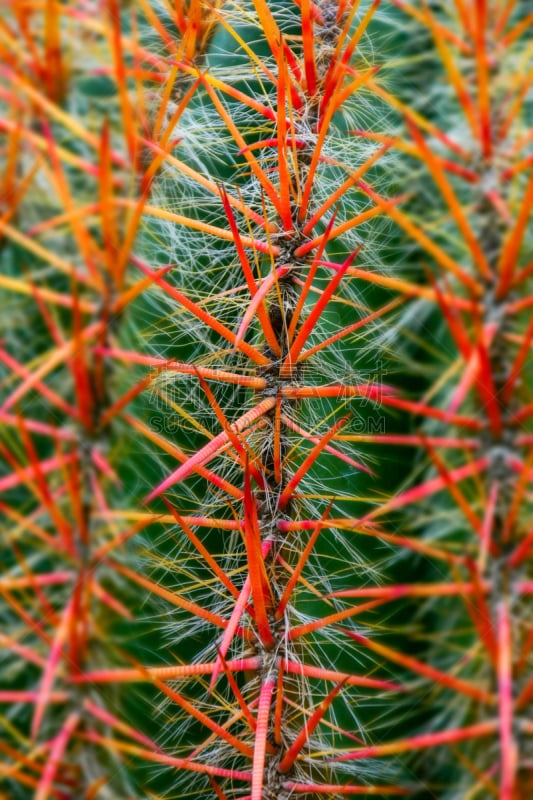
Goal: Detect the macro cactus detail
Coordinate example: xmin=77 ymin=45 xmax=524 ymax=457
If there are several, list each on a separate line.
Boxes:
xmin=1 ymin=2 xmax=533 ymax=799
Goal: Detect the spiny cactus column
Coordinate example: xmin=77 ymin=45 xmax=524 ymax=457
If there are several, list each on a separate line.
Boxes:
xmin=351 ymin=2 xmax=533 ymax=796
xmin=134 ymin=2 xmax=401 ymax=797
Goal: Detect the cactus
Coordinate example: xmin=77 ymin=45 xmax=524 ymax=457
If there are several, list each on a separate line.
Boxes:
xmin=0 ymin=1 xmax=532 ymax=799
xmin=358 ymin=3 xmax=533 ymax=797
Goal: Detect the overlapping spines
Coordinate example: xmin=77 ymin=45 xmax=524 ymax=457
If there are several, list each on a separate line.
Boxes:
xmin=0 ymin=2 xmax=165 ymax=796
xmin=337 ymin=2 xmax=533 ymax=796
xmin=0 ymin=0 xmax=407 ymax=796
xmin=5 ymin=1 xmax=532 ymax=798
xmin=84 ymin=1 xmax=406 ymax=797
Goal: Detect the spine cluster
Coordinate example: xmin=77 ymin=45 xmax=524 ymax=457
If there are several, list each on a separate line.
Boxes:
xmin=249 ymin=7 xmax=351 ymax=793
xmin=2 ymin=2 xmax=533 ymax=799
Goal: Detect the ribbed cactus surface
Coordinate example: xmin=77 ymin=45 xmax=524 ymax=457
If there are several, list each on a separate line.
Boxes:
xmin=1 ymin=2 xmax=532 ymax=799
